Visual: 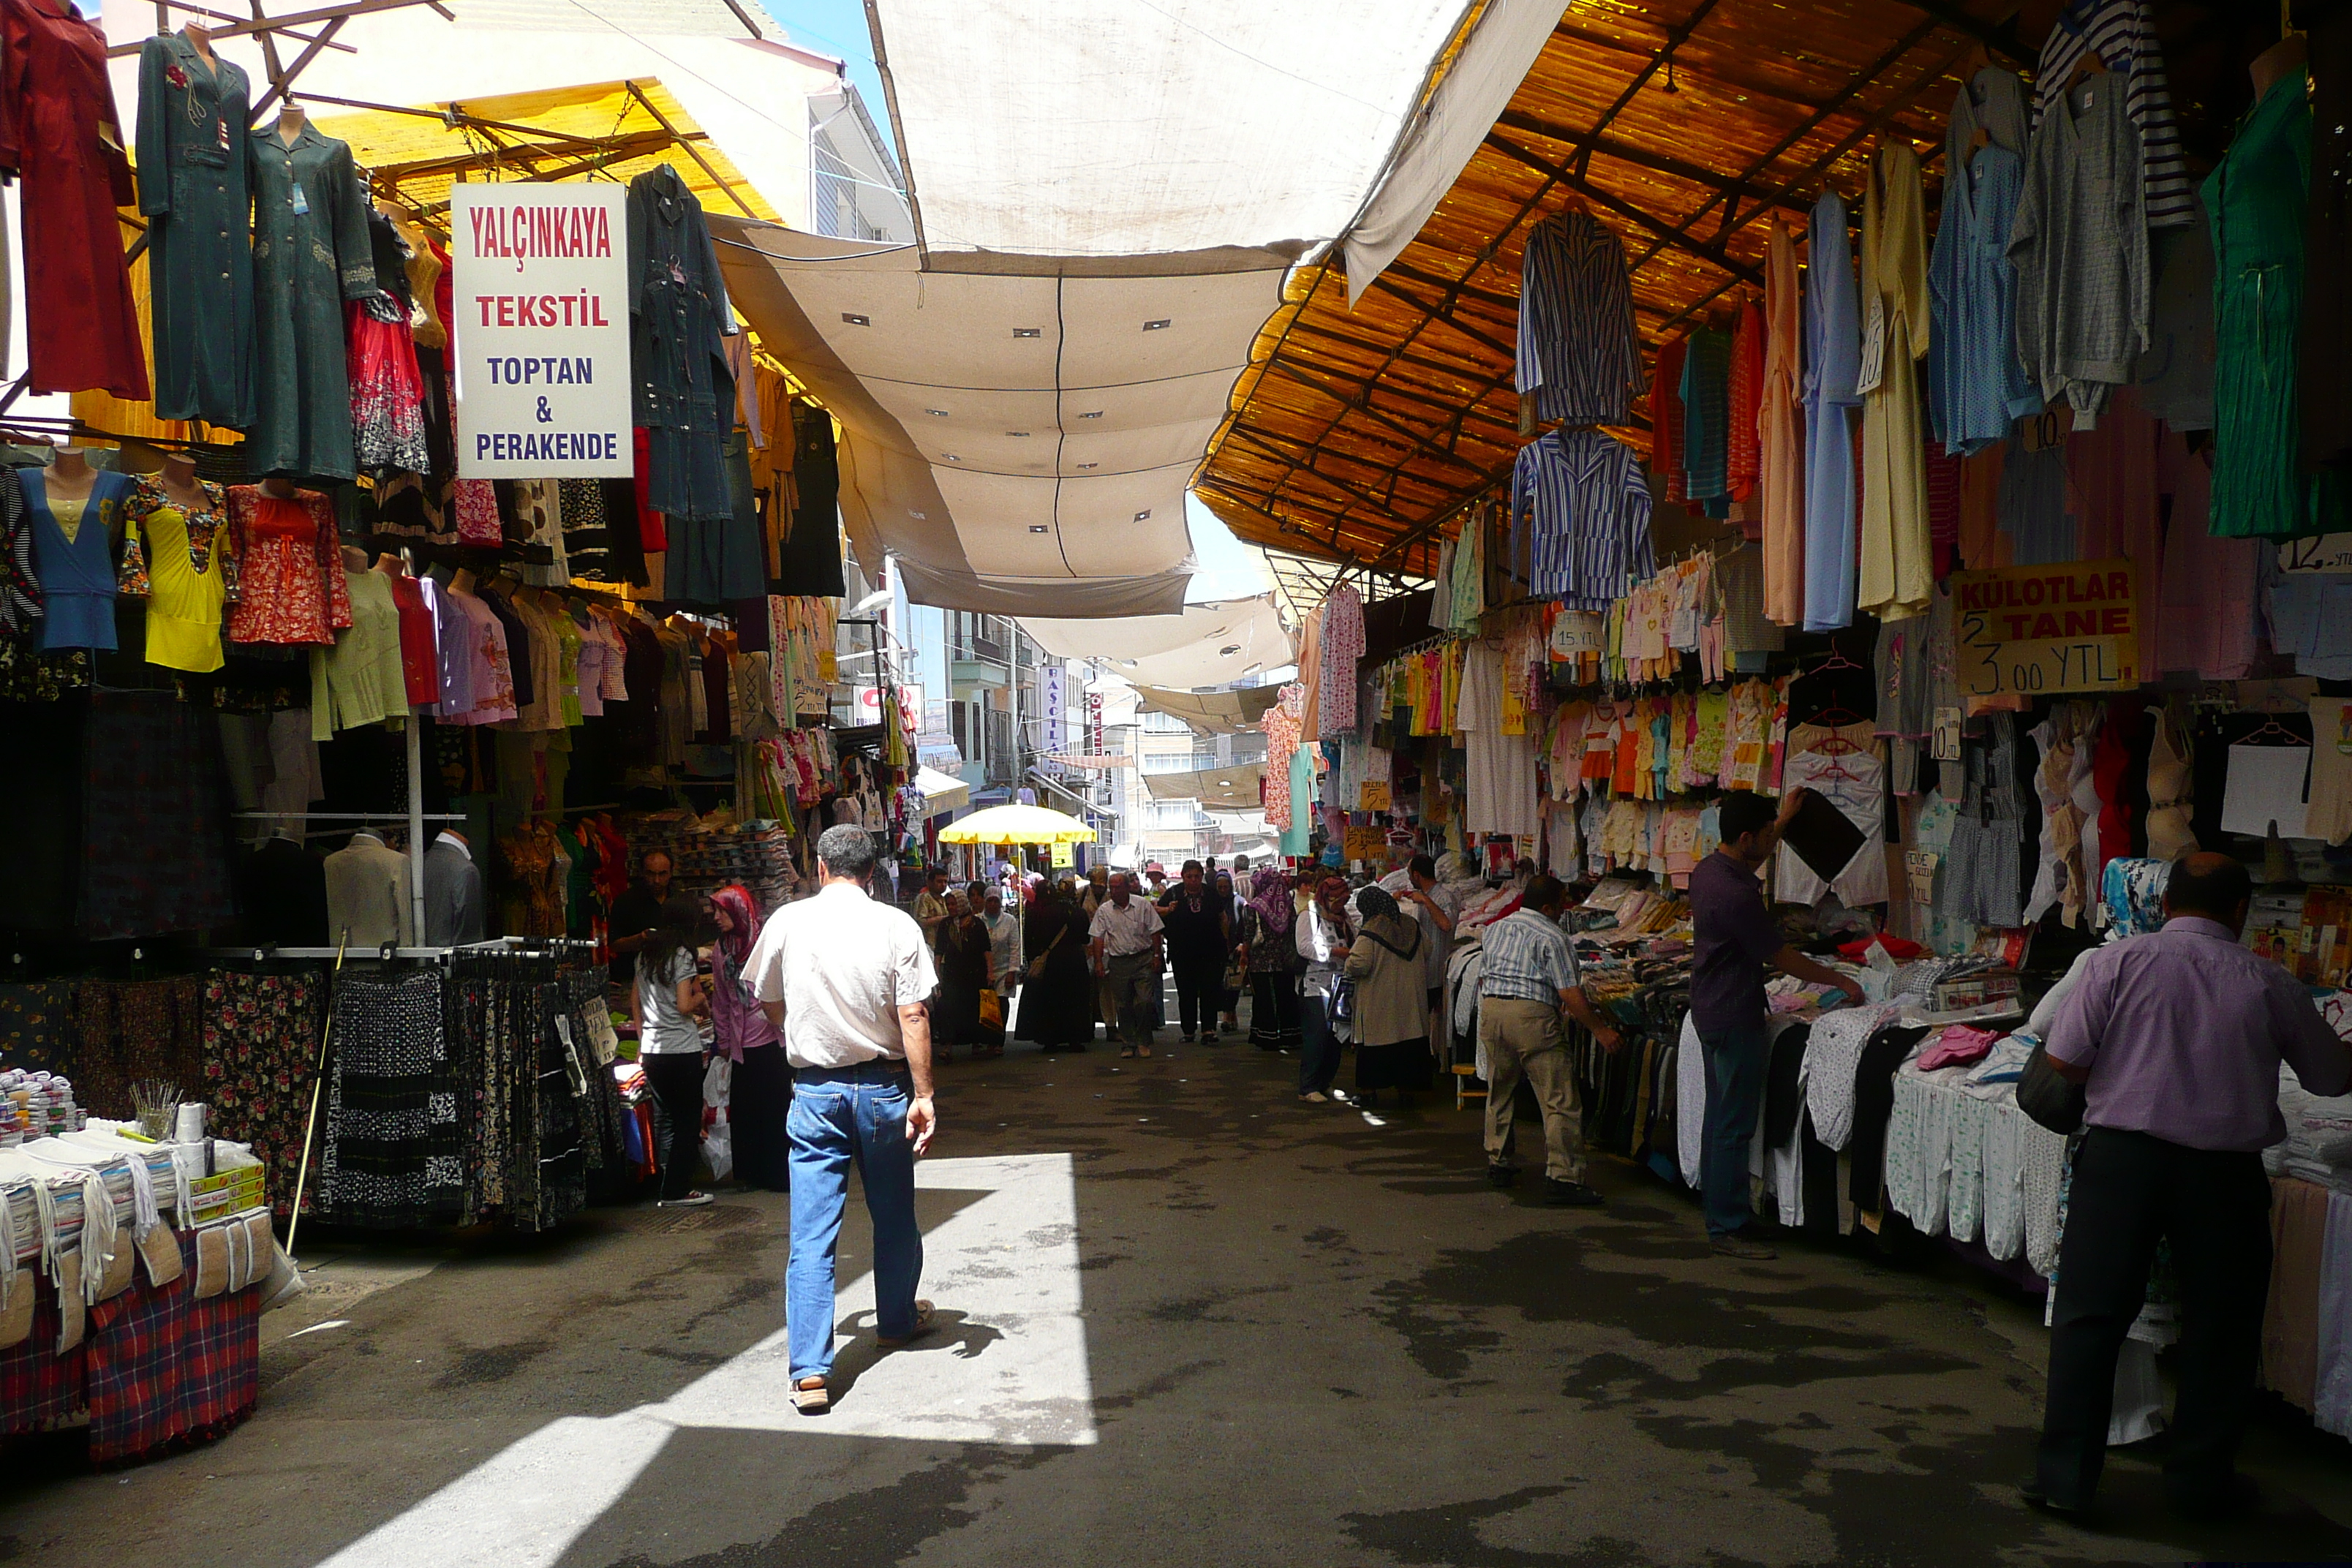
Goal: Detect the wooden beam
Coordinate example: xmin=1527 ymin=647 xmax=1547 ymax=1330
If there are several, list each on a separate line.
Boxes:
xmin=1493 ymin=109 xmax=1795 ymax=208
xmin=1482 ymin=132 xmax=1765 ymax=286
xmin=250 ymin=14 xmax=345 ymax=120
xmin=625 ymin=81 xmax=757 ymax=217
xmin=108 ymin=0 xmax=442 ymax=56
xmin=1888 ymin=0 xmax=2033 ymax=64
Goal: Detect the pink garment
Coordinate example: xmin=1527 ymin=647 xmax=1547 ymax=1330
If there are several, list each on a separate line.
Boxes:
xmin=2153 ymin=434 xmax=2261 ymax=679
xmin=447 ymin=587 xmax=518 ymax=725
xmin=2065 ymin=388 xmax=2163 ymax=679
xmin=1919 ymin=1024 xmax=2000 ymax=1071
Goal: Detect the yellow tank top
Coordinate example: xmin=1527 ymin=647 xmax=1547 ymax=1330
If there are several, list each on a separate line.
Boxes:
xmin=127 ymin=476 xmax=228 ymax=674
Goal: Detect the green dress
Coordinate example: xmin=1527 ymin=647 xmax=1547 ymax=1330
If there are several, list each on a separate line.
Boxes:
xmin=2204 ymin=67 xmax=2347 ymax=538
xmin=135 ymin=34 xmax=255 ymax=428
xmin=246 ymin=121 xmax=378 ymax=481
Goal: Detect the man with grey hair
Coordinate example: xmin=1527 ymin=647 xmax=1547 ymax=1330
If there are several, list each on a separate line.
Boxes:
xmin=746 ymin=824 xmax=940 ymax=1417
xmin=1088 ymin=870 xmax=1164 ymax=1058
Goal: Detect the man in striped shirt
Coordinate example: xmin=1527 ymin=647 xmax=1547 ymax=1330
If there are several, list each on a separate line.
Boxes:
xmin=1477 ymin=875 xmax=1624 ymax=1207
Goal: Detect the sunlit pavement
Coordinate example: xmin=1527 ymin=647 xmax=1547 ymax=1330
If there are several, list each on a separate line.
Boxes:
xmin=6 ymin=1022 xmax=2351 ymax=1567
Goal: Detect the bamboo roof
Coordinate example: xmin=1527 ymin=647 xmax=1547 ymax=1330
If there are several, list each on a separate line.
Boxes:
xmin=1194 ymin=0 xmax=2266 ymax=578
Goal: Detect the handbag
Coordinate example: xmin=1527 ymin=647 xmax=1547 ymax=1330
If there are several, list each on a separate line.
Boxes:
xmin=1026 ymin=924 xmax=1070 ymax=980
xmin=2016 ymin=1038 xmax=2087 ymax=1136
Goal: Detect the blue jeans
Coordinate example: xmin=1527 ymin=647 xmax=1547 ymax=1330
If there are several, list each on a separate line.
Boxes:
xmin=1697 ymin=1020 xmax=1769 ymax=1238
xmin=786 ymin=1060 xmax=924 ymax=1381
xmin=1297 ymin=992 xmax=1339 ymax=1095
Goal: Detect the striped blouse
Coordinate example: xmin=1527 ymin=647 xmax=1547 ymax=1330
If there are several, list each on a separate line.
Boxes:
xmin=2030 ymin=0 xmax=2194 ymax=230
xmin=1509 ymin=427 xmax=1655 ymax=612
xmin=1517 ymin=211 xmax=1643 ymax=426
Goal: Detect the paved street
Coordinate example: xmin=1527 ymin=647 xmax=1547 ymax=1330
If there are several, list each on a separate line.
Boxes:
xmin=7 ymin=1032 xmax=2351 ymax=1567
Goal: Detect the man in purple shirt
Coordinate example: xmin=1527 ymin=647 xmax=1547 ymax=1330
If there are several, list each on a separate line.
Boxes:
xmin=2028 ymin=852 xmax=2351 ymax=1520
xmin=1689 ymin=791 xmax=1866 ymax=1259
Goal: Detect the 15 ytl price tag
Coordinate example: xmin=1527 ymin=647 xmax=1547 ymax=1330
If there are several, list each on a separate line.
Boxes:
xmin=451 ymin=185 xmax=632 ymax=478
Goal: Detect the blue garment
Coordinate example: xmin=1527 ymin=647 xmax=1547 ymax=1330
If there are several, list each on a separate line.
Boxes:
xmin=1680 ymin=327 xmax=1733 ymax=502
xmin=1477 ymin=908 xmax=1580 ymax=1003
xmin=23 ymin=470 xmax=133 ymax=652
xmin=1507 ymin=426 xmax=1654 ymax=611
xmin=1516 ymin=209 xmax=1643 ymax=426
xmin=1997 ymin=437 xmax=2076 ymax=565
xmin=2264 ymin=569 xmax=2352 ymax=678
xmin=1802 ymin=192 xmax=1862 ymax=631
xmin=785 ymin=1060 xmax=924 ymax=1382
xmin=1927 ymin=144 xmax=2040 ymax=455
xmin=1697 ymin=1019 xmax=1771 ymax=1237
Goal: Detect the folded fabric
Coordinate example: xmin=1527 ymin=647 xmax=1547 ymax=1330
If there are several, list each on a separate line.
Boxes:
xmin=1840 ymin=933 xmax=1926 ymax=961
xmin=1919 ymin=1023 xmax=2000 ymax=1072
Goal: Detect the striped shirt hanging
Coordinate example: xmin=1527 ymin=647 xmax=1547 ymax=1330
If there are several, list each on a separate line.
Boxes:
xmin=2029 ymin=0 xmax=2195 ymax=230
xmin=1509 ymin=428 xmax=1656 ymax=612
xmin=1516 ymin=211 xmax=1643 ymax=426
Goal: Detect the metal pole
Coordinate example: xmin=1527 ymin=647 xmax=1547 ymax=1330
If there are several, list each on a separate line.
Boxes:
xmin=284 ymin=932 xmax=349 ymax=1259
xmin=406 ymin=709 xmax=426 ymax=941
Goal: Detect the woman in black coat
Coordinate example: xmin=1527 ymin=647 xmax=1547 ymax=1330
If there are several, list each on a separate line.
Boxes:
xmin=1015 ymin=883 xmax=1096 ymax=1051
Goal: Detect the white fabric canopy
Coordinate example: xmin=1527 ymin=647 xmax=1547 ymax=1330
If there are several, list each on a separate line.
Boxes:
xmin=1142 ymin=764 xmax=1264 ymax=811
xmin=916 ymin=766 xmax=971 ymax=815
xmin=713 ymin=222 xmax=1294 ymax=617
xmin=1342 ymin=0 xmax=1562 ymax=304
xmin=1020 ymin=597 xmax=1293 ymax=690
xmin=869 ymin=0 xmax=1478 ymax=257
xmin=1134 ymin=685 xmax=1283 ymax=734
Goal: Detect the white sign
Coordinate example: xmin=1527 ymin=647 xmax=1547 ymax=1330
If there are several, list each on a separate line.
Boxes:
xmin=451 ymin=185 xmax=632 ymax=478
xmin=1041 ymin=665 xmax=1067 ymax=778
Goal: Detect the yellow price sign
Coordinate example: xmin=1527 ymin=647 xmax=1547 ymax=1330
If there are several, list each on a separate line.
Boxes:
xmin=1952 ymin=558 xmax=2139 ymax=698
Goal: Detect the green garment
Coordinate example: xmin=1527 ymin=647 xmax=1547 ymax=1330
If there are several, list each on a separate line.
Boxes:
xmin=135 ymin=35 xmax=255 ymax=428
xmin=2204 ymin=67 xmax=2348 ymax=538
xmin=246 ymin=121 xmax=378 ymax=481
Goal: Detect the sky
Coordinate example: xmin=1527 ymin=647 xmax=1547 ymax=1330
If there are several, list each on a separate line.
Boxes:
xmin=755 ymin=0 xmax=897 ymax=156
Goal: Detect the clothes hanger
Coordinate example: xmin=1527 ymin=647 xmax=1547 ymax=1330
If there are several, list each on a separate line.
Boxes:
xmin=2236 ymin=716 xmax=2310 ymax=747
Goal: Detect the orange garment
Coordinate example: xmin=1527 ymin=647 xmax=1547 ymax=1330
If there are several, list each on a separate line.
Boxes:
xmin=1727 ymin=299 xmax=1765 ymax=501
xmin=1758 ymin=219 xmax=1805 ymax=624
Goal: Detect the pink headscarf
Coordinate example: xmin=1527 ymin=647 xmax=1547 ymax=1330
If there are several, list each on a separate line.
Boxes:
xmin=709 ymin=883 xmax=761 ymax=967
xmin=1247 ymin=867 xmax=1295 ymax=936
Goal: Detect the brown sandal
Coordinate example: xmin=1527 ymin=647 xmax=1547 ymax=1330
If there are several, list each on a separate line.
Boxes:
xmin=792 ymin=1377 xmax=830 ymax=1414
xmin=877 ymin=1300 xmax=936 ymax=1349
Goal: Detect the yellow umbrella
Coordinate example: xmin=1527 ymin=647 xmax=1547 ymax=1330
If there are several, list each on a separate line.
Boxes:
xmin=934 ymin=803 xmax=1097 ymax=845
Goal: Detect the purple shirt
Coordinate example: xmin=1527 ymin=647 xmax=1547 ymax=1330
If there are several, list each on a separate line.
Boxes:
xmin=2046 ymin=916 xmax=2352 ymax=1152
xmin=1689 ymin=849 xmax=1784 ymax=1033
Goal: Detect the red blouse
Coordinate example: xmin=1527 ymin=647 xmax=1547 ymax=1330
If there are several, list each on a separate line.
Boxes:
xmin=382 ymin=571 xmax=441 ymax=706
xmin=225 ymin=486 xmax=351 ymax=644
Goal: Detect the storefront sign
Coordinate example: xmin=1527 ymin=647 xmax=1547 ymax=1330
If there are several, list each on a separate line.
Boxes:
xmin=1950 ymin=558 xmax=2141 ymax=698
xmin=1051 ymin=840 xmax=1074 ymax=868
xmin=1087 ymin=693 xmax=1104 ymax=755
xmin=451 ymin=185 xmax=632 ymax=478
xmin=1041 ymin=666 xmax=1066 ymax=779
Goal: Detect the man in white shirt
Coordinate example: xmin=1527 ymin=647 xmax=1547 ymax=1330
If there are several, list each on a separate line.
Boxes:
xmin=745 ymin=824 xmax=940 ymax=1416
xmin=1088 ymin=871 xmax=1164 ymax=1058
xmin=1229 ymin=854 xmax=1254 ymax=905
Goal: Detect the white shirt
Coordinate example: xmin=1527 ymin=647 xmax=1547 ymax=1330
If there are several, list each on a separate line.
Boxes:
xmin=1088 ymin=896 xmax=1164 ymax=957
xmin=984 ymin=911 xmax=1020 ymax=979
xmin=433 ymin=831 xmax=472 ymax=862
xmin=745 ymin=881 xmax=938 ymax=1069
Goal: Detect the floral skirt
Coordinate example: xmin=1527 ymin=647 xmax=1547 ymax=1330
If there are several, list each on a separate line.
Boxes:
xmin=345 ymin=301 xmax=431 ymax=475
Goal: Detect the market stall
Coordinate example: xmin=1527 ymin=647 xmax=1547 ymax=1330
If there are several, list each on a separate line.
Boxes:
xmin=1210 ymin=0 xmax=2352 ymax=1445
xmin=0 ymin=7 xmax=932 ymax=1465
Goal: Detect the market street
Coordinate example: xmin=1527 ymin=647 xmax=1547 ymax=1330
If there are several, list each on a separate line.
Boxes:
xmin=7 ymin=1037 xmax=2350 ymax=1568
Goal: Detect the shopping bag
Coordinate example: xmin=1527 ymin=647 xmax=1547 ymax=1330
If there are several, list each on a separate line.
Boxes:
xmin=979 ymin=988 xmax=1004 ymax=1030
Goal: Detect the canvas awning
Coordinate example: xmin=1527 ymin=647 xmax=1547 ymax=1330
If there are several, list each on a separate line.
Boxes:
xmin=1133 ymin=685 xmax=1283 ymax=735
xmin=867 ymin=0 xmax=1493 ymax=259
xmin=1019 ymin=596 xmax=1293 ymax=690
xmin=1142 ymin=764 xmax=1265 ymax=813
xmin=1195 ymin=0 xmax=2063 ymax=573
xmin=916 ymin=766 xmax=970 ymax=815
xmin=711 ymin=221 xmax=1292 ymax=617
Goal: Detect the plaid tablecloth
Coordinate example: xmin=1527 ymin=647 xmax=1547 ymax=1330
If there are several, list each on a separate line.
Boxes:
xmin=0 ymin=1229 xmax=262 ymax=1464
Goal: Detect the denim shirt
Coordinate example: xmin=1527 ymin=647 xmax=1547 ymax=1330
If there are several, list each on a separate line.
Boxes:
xmin=627 ymin=164 xmax=734 ymax=431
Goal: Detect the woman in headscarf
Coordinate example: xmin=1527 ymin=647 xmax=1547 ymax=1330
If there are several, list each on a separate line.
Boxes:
xmin=1237 ymin=867 xmax=1302 ymax=1051
xmin=1294 ymin=872 xmax=1357 ymax=1104
xmin=633 ymin=894 xmax=715 ymax=1207
xmin=1017 ymin=879 xmax=1097 ymax=1052
xmin=1213 ymin=870 xmax=1245 ymax=1036
xmin=932 ymin=888 xmax=996 ymax=1058
xmin=1343 ymin=885 xmax=1433 ymax=1109
xmin=706 ymin=883 xmax=789 ymax=1190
